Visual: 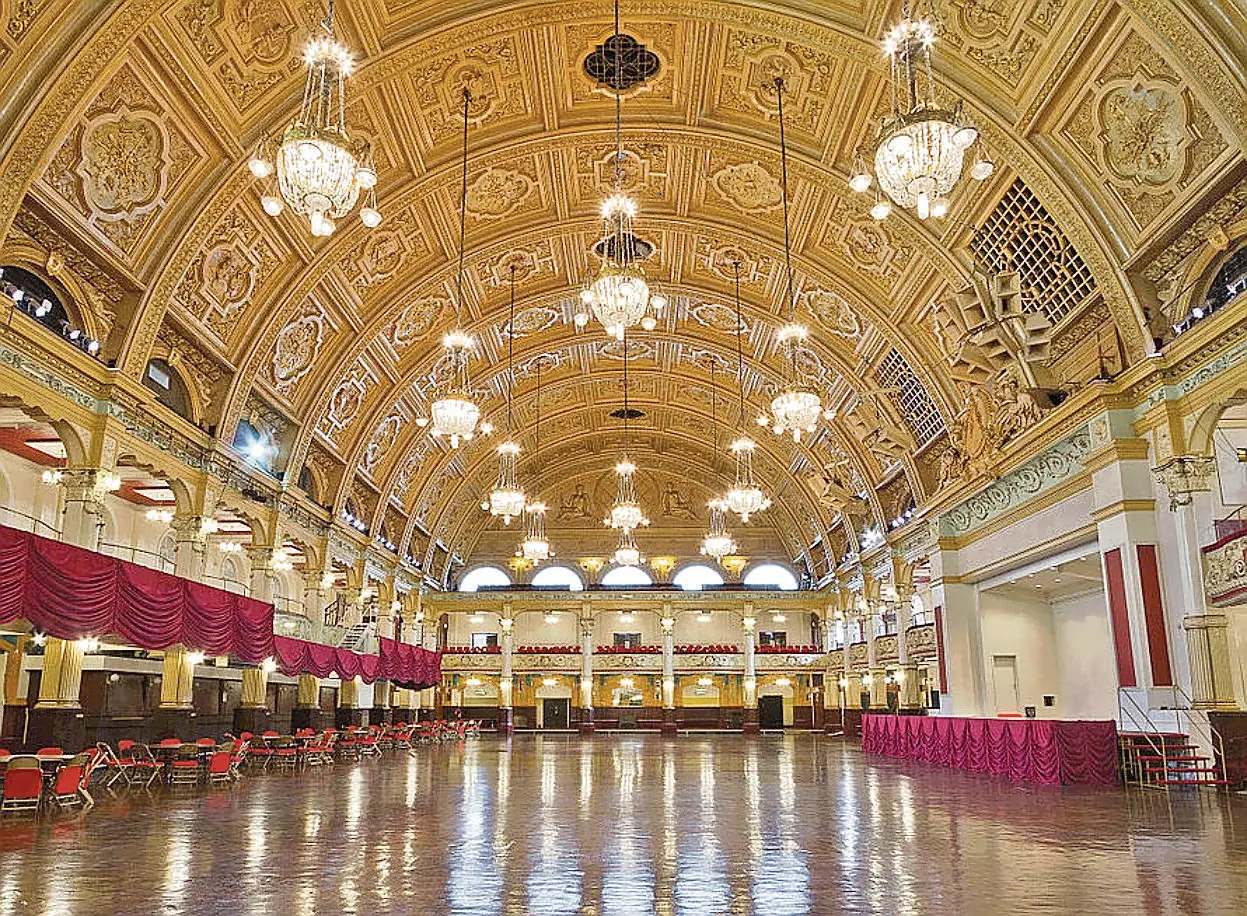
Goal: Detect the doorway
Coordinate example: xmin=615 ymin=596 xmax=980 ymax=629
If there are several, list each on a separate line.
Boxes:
xmin=542 ymin=698 xmax=570 ymax=728
xmin=992 ymin=655 xmax=1020 ymax=716
xmin=758 ymin=695 xmax=785 ymax=729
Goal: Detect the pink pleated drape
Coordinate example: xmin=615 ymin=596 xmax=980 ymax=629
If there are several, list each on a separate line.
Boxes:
xmin=273 ymin=636 xmax=440 ymax=688
xmin=0 ymin=525 xmax=273 ymax=662
xmin=861 ymin=714 xmax=1119 ymax=786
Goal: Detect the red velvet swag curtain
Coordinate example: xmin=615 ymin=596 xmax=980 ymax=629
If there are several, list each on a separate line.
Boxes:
xmin=0 ymin=525 xmax=274 ymax=662
xmin=273 ymin=636 xmax=441 ymax=689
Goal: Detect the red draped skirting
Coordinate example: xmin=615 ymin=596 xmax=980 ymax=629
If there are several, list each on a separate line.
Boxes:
xmin=861 ymin=714 xmax=1120 ymax=786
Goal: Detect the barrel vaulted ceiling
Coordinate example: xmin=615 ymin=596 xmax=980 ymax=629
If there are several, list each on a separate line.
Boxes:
xmin=0 ymin=0 xmax=1241 ymax=572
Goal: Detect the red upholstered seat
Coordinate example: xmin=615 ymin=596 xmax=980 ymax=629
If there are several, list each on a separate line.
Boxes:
xmin=1 ymin=758 xmax=43 ymax=814
xmin=36 ymin=747 xmax=63 ymax=757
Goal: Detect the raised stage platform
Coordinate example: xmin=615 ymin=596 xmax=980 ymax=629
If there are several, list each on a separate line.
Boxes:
xmin=861 ymin=714 xmax=1120 ymax=786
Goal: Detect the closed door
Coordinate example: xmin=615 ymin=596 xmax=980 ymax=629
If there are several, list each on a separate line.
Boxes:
xmin=758 ymin=695 xmax=785 ymax=729
xmin=542 ymin=698 xmax=570 ymax=728
xmin=992 ymin=655 xmax=1020 ymax=715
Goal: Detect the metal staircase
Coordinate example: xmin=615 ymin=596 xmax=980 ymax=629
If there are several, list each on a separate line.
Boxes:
xmin=1118 ymin=688 xmax=1228 ymax=789
xmin=337 ymin=622 xmax=375 ymax=652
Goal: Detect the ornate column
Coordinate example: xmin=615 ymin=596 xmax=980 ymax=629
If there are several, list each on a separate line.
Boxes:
xmin=742 ymin=604 xmax=758 ymax=734
xmin=371 ymin=679 xmax=393 ymax=725
xmin=171 ymin=515 xmax=213 ymax=581
xmin=498 ymin=614 xmax=514 ymax=734
xmin=58 ymin=467 xmax=113 ymax=551
xmin=151 ymin=645 xmax=201 ymax=740
xmin=1154 ymin=454 xmax=1237 ymax=709
xmin=336 ymin=675 xmax=364 ymax=728
xmin=661 ymin=607 xmax=676 ymax=734
xmin=293 ymin=674 xmax=321 ymax=731
xmin=235 ymin=662 xmax=273 ymax=734
xmin=579 ymin=610 xmax=595 ymax=734
xmin=896 ymin=584 xmax=921 ymax=710
xmin=246 ymin=545 xmax=275 ymax=604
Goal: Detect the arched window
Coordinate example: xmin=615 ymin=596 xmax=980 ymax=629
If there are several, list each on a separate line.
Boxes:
xmin=458 ymin=566 xmax=511 ymax=592
xmin=743 ymin=563 xmax=799 ymax=591
xmin=601 ymin=565 xmax=653 ymax=587
xmin=143 ymin=359 xmax=194 ymax=422
xmin=297 ymin=464 xmax=321 ymax=503
xmin=673 ymin=564 xmax=724 ymax=591
xmin=531 ymin=565 xmax=584 ymax=591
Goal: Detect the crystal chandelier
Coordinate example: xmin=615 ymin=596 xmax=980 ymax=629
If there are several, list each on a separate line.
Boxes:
xmin=727 ymin=438 xmax=771 ymax=522
xmin=701 ymin=498 xmax=738 ymax=560
xmin=848 ymin=1 xmax=994 ymax=220
xmin=572 ymin=0 xmax=665 ymax=340
xmin=485 ymin=266 xmax=525 ymax=523
xmin=428 ymin=89 xmax=480 ymax=449
xmin=248 ymin=0 xmax=379 ymax=236
xmin=605 ymin=460 xmax=649 ymax=531
xmin=612 ymin=527 xmax=643 ymax=567
xmin=520 ymin=501 xmax=550 ymax=563
xmin=756 ymin=78 xmax=822 ymax=443
xmin=725 ymin=262 xmax=771 ymax=522
xmin=519 ymin=356 xmax=550 ymax=563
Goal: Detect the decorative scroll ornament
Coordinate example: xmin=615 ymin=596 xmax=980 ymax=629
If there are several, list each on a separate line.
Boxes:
xmin=1151 ymin=455 xmax=1217 ymax=510
xmin=248 ymin=0 xmax=380 ymax=236
xmin=848 ymin=0 xmax=994 ymax=220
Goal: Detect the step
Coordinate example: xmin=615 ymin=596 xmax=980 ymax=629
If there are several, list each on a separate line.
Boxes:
xmin=1157 ymin=778 xmax=1230 ymax=786
xmin=1144 ymin=765 xmax=1219 ymax=774
xmin=1120 ymin=731 xmax=1187 ymax=739
xmin=1138 ymin=754 xmax=1210 ymax=763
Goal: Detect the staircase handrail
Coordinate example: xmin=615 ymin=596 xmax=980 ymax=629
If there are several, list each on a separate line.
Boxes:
xmin=1118 ymin=688 xmax=1167 ymax=787
xmin=1161 ymin=683 xmax=1227 ymax=782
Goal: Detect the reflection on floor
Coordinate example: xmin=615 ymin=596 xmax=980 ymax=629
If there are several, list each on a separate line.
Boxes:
xmin=1 ymin=734 xmax=1245 ymax=915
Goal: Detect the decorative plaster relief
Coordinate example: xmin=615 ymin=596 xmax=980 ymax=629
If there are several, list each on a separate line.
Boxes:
xmin=268 ymin=303 xmax=327 ymax=395
xmin=466 ymin=166 xmax=535 ymax=219
xmin=340 ymin=205 xmax=432 ymax=292
xmin=710 ymin=160 xmax=781 ymax=214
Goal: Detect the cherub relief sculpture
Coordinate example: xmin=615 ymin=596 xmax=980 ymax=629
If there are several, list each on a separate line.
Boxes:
xmin=557 ymin=483 xmax=592 ymax=520
xmin=661 ymin=483 xmax=697 ymax=519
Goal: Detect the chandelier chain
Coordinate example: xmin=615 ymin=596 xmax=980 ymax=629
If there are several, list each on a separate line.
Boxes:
xmin=506 ymin=264 xmax=515 ymax=436
xmin=455 ymin=87 xmax=471 ymax=327
xmin=775 ymin=77 xmax=796 ymax=326
xmin=733 ymin=261 xmax=745 ymax=429
xmin=621 ymin=327 xmax=630 ymax=452
xmin=613 ymin=0 xmax=623 ymax=195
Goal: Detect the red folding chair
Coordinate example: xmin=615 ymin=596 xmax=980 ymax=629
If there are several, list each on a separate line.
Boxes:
xmin=207 ymin=744 xmax=233 ymax=784
xmin=167 ymin=744 xmax=202 ymax=787
xmin=227 ymin=736 xmax=249 ymax=780
xmin=1 ymin=758 xmax=44 ymax=815
xmin=271 ymin=737 xmax=298 ymax=773
xmin=94 ymin=742 xmax=133 ymax=790
xmin=127 ymin=743 xmax=164 ymax=789
xmin=52 ymin=754 xmax=90 ymax=810
xmin=35 ymin=747 xmax=63 ymax=757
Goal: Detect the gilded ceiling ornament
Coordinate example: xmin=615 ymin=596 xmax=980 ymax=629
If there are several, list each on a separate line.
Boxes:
xmin=269 ymin=308 xmax=325 ymax=394
xmin=361 ymin=412 xmax=404 ymax=475
xmin=506 ymin=306 xmax=559 ymax=338
xmin=1098 ymin=83 xmax=1186 ymax=186
xmin=388 ymin=298 xmax=445 ymax=351
xmin=77 ymin=111 xmax=167 ymax=217
xmin=711 ymin=161 xmax=782 ymax=213
xmin=466 ymin=167 xmax=534 ymax=219
xmin=803 ymin=289 xmax=860 ymax=338
xmin=346 ymin=213 xmax=426 ymax=290
xmin=689 ymin=301 xmax=746 ymax=334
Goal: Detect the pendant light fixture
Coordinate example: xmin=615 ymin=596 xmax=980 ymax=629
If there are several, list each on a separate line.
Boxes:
xmin=572 ymin=0 xmax=665 ymax=339
xmin=726 ymin=261 xmax=771 ymax=523
xmin=848 ymin=0 xmax=993 ymax=220
xmin=612 ymin=526 xmax=643 ymax=567
xmin=428 ymin=88 xmax=480 ymax=449
xmin=484 ymin=265 xmax=525 ymax=523
xmin=249 ymin=0 xmax=380 ymax=236
xmin=605 ymin=329 xmax=649 ymax=532
xmin=756 ymin=77 xmax=822 ymax=443
xmin=520 ymin=359 xmax=550 ymax=564
xmin=701 ymin=358 xmax=738 ymax=561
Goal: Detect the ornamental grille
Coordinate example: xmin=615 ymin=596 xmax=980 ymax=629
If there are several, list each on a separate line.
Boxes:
xmin=970 ymin=179 xmax=1097 ymax=325
xmin=876 ymin=348 xmax=946 ymax=446
xmin=583 ymin=34 xmax=660 ymax=91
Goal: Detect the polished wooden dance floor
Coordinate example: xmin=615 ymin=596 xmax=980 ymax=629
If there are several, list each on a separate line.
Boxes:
xmin=1 ymin=734 xmax=1245 ymax=914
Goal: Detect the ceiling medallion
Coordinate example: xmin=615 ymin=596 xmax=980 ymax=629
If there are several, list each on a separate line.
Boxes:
xmin=848 ymin=1 xmax=994 ymax=220
xmin=574 ymin=0 xmax=668 ymax=340
xmin=248 ymin=0 xmax=380 ymax=236
xmin=427 ymin=89 xmax=481 ymax=449
xmin=583 ymin=33 xmax=660 ymax=92
xmin=754 ymin=81 xmax=822 ymax=443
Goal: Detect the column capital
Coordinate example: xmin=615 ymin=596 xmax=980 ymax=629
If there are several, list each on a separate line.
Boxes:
xmin=59 ymin=467 xmax=120 ymax=512
xmin=171 ymin=514 xmax=215 ymax=542
xmin=1152 ymin=455 xmax=1217 ymax=509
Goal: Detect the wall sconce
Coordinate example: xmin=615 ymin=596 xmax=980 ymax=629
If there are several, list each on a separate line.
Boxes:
xmin=775 ymin=677 xmax=791 ymax=688
xmin=542 ymin=677 xmax=557 ymax=687
xmin=465 ymin=677 xmax=482 ymax=687
xmin=697 ymin=677 xmax=713 ymax=686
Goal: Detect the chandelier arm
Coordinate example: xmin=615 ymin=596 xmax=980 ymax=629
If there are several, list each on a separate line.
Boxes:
xmin=455 ymin=87 xmax=470 ymax=327
xmin=506 ymin=264 xmax=515 ymax=436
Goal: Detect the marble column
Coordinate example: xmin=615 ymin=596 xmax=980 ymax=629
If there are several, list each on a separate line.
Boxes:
xmin=661 ymin=610 xmax=676 ymax=734
xmin=1154 ymin=455 xmax=1238 ymax=710
xmin=246 ymin=546 xmax=275 ymax=604
xmin=371 ymin=680 xmax=393 ymax=725
xmin=579 ymin=614 xmax=595 ymax=734
xmin=742 ymin=608 xmax=758 ymax=734
xmin=498 ymin=618 xmax=514 ymax=735
xmin=58 ymin=467 xmax=112 ymax=552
